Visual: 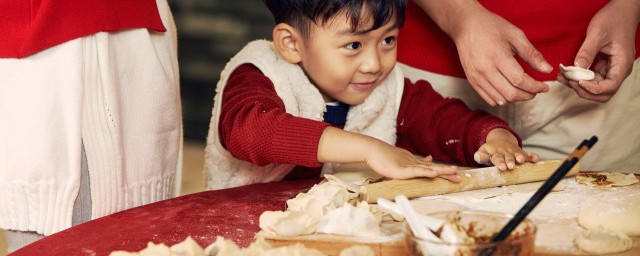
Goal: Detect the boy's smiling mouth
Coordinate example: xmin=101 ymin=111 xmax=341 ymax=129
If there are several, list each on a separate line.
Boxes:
xmin=350 ymin=80 xmax=378 ymax=91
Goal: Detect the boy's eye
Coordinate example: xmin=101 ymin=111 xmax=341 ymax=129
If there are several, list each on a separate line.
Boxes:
xmin=345 ymin=42 xmax=362 ymax=50
xmin=382 ymin=36 xmax=396 ymax=45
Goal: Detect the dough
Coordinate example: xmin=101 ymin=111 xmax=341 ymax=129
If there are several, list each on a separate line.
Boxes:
xmin=204 ymin=236 xmax=241 ymax=256
xmin=170 ymin=237 xmax=205 ymax=256
xmin=259 ymin=210 xmax=317 ymax=236
xmin=241 ymin=238 xmax=273 ymax=255
xmin=559 ymin=64 xmax=595 ymax=81
xmin=535 ymin=222 xmax=582 ymax=253
xmin=111 ymin=236 xmax=331 ymax=256
xmin=574 ymin=230 xmax=633 ymax=254
xmin=339 ymin=245 xmax=375 ymax=256
xmin=286 ymin=181 xmax=356 ymax=220
xmin=317 ymin=202 xmax=381 ymax=236
xmin=578 ymin=194 xmax=640 ymax=236
xmin=576 ymin=172 xmax=639 ymax=188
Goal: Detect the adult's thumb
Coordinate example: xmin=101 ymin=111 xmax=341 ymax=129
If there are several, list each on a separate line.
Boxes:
xmin=574 ymin=32 xmax=603 ymax=69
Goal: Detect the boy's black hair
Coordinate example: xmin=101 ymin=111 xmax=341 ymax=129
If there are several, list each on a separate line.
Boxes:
xmin=264 ymin=0 xmax=406 ymax=36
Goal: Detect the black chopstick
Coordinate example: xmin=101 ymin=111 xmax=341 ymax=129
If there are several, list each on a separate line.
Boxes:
xmin=480 ymin=135 xmax=598 ymax=256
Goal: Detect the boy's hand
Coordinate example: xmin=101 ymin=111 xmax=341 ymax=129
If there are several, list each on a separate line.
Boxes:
xmin=474 ymin=128 xmax=539 ymax=171
xmin=318 ymin=127 xmax=460 ymax=182
xmin=365 ymin=142 xmax=461 ymax=182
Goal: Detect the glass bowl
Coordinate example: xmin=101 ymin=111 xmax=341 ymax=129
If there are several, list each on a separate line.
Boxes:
xmin=404 ymin=210 xmax=536 ymax=256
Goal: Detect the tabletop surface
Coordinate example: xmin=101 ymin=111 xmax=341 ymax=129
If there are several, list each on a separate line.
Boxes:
xmin=12 ymin=179 xmax=320 ymax=256
xmin=11 ymin=175 xmax=640 ymax=256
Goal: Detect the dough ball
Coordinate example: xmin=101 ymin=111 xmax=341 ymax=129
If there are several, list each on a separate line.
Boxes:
xmin=578 ymin=194 xmax=640 ymax=236
xmin=574 ymin=230 xmax=633 ymax=254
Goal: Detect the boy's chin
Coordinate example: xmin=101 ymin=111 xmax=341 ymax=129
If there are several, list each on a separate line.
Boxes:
xmin=338 ymin=94 xmax=371 ymax=106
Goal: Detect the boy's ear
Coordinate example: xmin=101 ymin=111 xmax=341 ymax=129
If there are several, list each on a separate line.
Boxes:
xmin=273 ymin=23 xmax=303 ymax=64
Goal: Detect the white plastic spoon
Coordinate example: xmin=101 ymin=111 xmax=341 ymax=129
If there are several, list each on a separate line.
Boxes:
xmin=377 ymin=198 xmax=444 ymax=232
xmin=395 ymin=195 xmax=440 ymax=241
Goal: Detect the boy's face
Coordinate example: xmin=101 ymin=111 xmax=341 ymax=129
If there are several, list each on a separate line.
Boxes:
xmin=297 ymin=12 xmax=399 ymax=105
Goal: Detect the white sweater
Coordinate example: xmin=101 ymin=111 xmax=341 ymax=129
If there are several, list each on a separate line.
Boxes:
xmin=0 ymin=0 xmax=182 ymax=235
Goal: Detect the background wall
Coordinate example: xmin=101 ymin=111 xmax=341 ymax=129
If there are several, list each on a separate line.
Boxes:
xmin=171 ymin=0 xmax=274 ymax=141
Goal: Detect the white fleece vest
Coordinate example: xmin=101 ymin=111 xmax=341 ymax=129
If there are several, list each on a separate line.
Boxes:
xmin=204 ymin=40 xmax=404 ymax=190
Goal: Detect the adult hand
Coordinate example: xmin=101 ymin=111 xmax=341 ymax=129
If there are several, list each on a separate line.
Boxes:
xmin=450 ymin=3 xmax=553 ymax=106
xmin=413 ymin=0 xmax=552 ymax=106
xmin=557 ymin=0 xmax=640 ymax=103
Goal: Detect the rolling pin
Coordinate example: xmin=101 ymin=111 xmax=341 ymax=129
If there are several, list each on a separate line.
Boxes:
xmin=359 ymin=160 xmax=579 ymax=203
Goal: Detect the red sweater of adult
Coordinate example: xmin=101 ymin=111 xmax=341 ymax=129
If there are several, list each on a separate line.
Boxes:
xmin=398 ymin=0 xmax=640 ymax=81
xmin=219 ymin=64 xmax=522 ymax=180
xmin=0 ymin=0 xmax=164 ymax=58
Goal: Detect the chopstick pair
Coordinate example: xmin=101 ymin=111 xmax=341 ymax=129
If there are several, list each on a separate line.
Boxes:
xmin=481 ymin=135 xmax=598 ymax=256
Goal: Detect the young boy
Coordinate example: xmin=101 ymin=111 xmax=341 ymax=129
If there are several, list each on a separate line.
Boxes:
xmin=204 ymin=0 xmax=539 ymax=190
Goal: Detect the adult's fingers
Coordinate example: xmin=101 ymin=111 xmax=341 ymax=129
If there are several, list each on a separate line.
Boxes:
xmin=510 ymin=30 xmax=553 ymax=73
xmin=497 ymin=55 xmax=550 ymax=95
xmin=489 ymin=65 xmax=537 ymax=102
xmin=556 ymin=72 xmax=573 ymax=87
xmin=579 ymin=58 xmax=631 ymax=97
xmin=471 ymin=74 xmax=507 ymax=106
xmin=470 ymin=82 xmax=497 ymax=106
xmin=568 ymin=80 xmax=612 ymax=102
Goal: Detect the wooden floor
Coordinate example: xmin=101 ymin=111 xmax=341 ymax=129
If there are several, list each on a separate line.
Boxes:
xmin=0 ymin=141 xmax=207 ymax=256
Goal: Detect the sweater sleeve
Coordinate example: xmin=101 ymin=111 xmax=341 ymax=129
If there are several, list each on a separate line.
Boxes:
xmin=395 ymin=78 xmax=522 ymax=166
xmin=218 ymin=64 xmax=330 ymax=167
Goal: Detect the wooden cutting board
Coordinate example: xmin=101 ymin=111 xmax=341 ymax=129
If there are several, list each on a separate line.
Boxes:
xmin=360 ymin=160 xmax=579 ymax=203
xmin=257 ymin=221 xmax=407 ymax=256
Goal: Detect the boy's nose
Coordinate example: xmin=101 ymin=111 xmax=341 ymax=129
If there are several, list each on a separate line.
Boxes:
xmin=359 ymin=50 xmax=381 ymax=74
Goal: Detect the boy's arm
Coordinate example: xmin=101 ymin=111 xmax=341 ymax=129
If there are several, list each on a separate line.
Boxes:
xmin=221 ymin=65 xmax=460 ymax=181
xmin=219 ymin=64 xmax=329 ymax=167
xmin=396 ymin=78 xmax=522 ymax=166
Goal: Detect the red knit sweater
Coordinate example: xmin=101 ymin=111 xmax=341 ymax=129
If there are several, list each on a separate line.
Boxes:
xmin=219 ymin=64 xmax=521 ymax=180
xmin=398 ymin=0 xmax=640 ymax=81
xmin=0 ymin=0 xmax=165 ymax=58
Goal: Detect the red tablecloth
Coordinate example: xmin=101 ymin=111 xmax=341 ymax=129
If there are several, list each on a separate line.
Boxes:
xmin=11 ymin=179 xmax=320 ymax=256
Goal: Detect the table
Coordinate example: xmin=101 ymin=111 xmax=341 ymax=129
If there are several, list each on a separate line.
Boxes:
xmin=12 ymin=176 xmax=640 ymax=255
xmin=12 ymin=179 xmax=320 ymax=256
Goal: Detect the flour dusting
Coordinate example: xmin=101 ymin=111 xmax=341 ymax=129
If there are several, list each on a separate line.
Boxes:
xmin=416 ymin=178 xmax=640 ymax=254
